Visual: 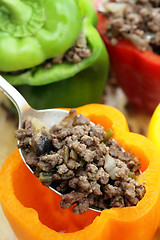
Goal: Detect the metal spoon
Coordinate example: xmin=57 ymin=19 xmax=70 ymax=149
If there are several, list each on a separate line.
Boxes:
xmin=0 ymin=75 xmax=101 ymax=213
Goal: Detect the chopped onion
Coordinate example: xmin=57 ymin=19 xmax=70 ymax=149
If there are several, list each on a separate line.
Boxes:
xmin=99 ymin=1 xmax=126 ymax=16
xmin=70 ymin=150 xmax=78 ymax=160
xmin=104 ymin=154 xmax=118 ymax=180
xmin=144 ymin=32 xmax=154 ymax=41
xmin=98 ymin=0 xmax=109 ymax=13
xmin=30 ymin=117 xmax=49 ymax=132
xmin=123 ymin=33 xmax=148 ymax=51
xmin=105 ymin=3 xmax=126 ymax=15
xmin=76 ymin=32 xmax=87 ymax=48
xmin=64 ymin=146 xmax=69 ymax=164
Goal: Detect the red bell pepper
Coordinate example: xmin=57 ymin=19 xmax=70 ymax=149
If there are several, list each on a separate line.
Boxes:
xmin=95 ymin=0 xmax=160 ymax=113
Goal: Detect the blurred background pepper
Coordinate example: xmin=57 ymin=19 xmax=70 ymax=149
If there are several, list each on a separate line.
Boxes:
xmin=148 ymin=103 xmax=160 ymax=154
xmin=95 ymin=0 xmax=160 ymax=113
xmin=0 ymin=0 xmax=109 ymax=109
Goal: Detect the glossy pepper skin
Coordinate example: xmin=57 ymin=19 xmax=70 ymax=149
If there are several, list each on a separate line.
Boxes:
xmin=1 ymin=104 xmax=160 ymax=240
xmin=148 ymin=104 xmax=160 ymax=229
xmin=0 ymin=0 xmax=82 ymax=71
xmin=0 ymin=0 xmax=109 ymax=109
xmin=148 ymin=104 xmax=160 ymax=154
xmin=95 ymin=0 xmax=160 ymax=113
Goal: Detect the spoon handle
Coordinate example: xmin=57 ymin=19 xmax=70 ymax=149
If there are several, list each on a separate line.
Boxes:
xmin=0 ymin=75 xmax=29 ymax=121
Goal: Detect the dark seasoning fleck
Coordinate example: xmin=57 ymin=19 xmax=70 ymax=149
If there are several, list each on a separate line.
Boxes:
xmin=15 ymin=109 xmax=146 ymax=214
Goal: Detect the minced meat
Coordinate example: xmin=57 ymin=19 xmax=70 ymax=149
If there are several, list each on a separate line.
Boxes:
xmin=99 ymin=0 xmax=160 ymax=53
xmin=15 ymin=109 xmax=146 ymax=214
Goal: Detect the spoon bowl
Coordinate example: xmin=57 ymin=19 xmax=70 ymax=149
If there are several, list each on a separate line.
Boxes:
xmin=0 ymin=75 xmax=101 ymax=213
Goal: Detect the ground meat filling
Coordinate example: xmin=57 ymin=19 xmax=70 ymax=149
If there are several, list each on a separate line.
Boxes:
xmin=44 ymin=32 xmax=91 ymax=68
xmin=2 ymin=32 xmax=91 ymax=75
xmin=15 ymin=109 xmax=146 ymax=214
xmin=99 ymin=0 xmax=160 ymax=53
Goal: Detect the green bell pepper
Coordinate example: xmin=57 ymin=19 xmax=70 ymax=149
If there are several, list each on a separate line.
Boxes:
xmin=0 ymin=0 xmax=82 ymax=71
xmin=0 ymin=0 xmax=109 ymax=109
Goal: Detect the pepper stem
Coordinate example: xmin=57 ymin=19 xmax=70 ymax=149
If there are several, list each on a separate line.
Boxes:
xmin=1 ymin=0 xmax=32 ymax=25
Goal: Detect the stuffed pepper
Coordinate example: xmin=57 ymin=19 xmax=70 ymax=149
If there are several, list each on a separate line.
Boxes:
xmin=95 ymin=0 xmax=160 ymax=113
xmin=0 ymin=0 xmax=109 ymax=109
xmin=0 ymin=104 xmax=160 ymax=240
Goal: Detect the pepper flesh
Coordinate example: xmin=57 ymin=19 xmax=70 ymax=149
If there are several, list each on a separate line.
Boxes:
xmin=148 ymin=104 xmax=160 ymax=228
xmin=0 ymin=0 xmax=82 ymax=71
xmin=1 ymin=0 xmax=109 ymax=109
xmin=148 ymin=103 xmax=160 ymax=154
xmin=95 ymin=0 xmax=160 ymax=113
xmin=1 ymin=104 xmax=160 ymax=240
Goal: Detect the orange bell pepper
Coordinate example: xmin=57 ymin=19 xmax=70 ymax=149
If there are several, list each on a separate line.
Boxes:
xmin=1 ymin=103 xmax=160 ymax=240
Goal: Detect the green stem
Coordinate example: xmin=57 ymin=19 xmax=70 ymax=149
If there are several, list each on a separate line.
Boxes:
xmin=1 ymin=0 xmax=32 ymax=24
